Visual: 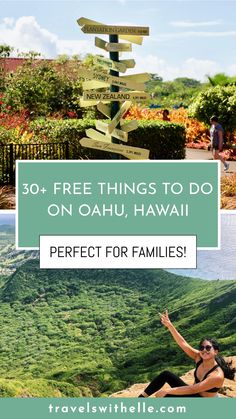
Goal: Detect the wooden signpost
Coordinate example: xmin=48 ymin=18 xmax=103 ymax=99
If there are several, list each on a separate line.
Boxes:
xmin=77 ymin=17 xmax=151 ymax=160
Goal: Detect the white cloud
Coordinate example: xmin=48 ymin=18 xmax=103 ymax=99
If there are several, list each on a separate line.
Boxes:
xmin=170 ymin=20 xmax=222 ymax=28
xmin=131 ymin=53 xmax=222 ymax=81
xmin=0 ymin=16 xmax=97 ymax=58
xmin=57 ymin=39 xmax=97 ymax=56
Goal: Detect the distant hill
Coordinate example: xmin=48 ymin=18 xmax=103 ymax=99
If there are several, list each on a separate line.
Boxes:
xmin=0 ymin=224 xmax=15 ymax=234
xmin=0 ymin=260 xmax=235 ymax=397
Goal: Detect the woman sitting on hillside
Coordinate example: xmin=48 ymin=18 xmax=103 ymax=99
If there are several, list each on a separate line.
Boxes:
xmin=139 ymin=310 xmax=235 ymax=398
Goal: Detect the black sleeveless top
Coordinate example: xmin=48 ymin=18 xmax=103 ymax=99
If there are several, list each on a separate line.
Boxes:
xmin=194 ymin=360 xmax=221 ymax=393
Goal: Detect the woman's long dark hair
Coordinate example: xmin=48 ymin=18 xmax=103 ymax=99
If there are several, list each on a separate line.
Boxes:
xmin=199 ymin=338 xmax=235 ymax=380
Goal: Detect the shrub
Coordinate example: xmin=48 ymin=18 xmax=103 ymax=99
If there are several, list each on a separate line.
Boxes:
xmin=29 ymin=118 xmax=186 ymax=160
xmin=3 ymin=62 xmax=82 ymax=116
xmin=189 ymin=85 xmax=236 ymax=132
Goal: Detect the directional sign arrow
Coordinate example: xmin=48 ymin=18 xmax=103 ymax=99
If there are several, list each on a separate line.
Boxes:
xmin=80 ymin=98 xmax=109 ymax=107
xmin=95 ymin=37 xmax=132 ymax=53
xmin=82 ymin=80 xmax=109 ymax=90
xmin=86 ymin=128 xmax=111 ymax=143
xmin=96 ymin=121 xmax=128 ymax=142
xmin=83 ymin=91 xmax=150 ymax=102
xmin=94 ymin=55 xmax=127 ymax=73
xmin=79 ymin=68 xmax=145 ymax=91
xmin=81 ymin=24 xmax=149 ymax=36
xmin=80 ymin=138 xmax=150 ymax=160
xmin=105 ymin=42 xmax=132 ymax=52
xmin=77 ymin=17 xmax=144 ymax=45
xmin=107 ymin=101 xmax=132 ymax=134
xmin=120 ymin=73 xmax=151 ymax=83
xmin=95 ymin=37 xmax=107 ymax=51
xmin=97 ymin=102 xmax=111 ymax=118
xmin=120 ymin=120 xmax=139 ymax=132
xmin=119 ymin=59 xmax=136 ymax=69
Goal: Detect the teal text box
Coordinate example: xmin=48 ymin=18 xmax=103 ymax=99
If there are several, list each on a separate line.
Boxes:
xmin=17 ymin=161 xmax=219 ymax=248
xmin=0 ymin=397 xmax=234 ymax=419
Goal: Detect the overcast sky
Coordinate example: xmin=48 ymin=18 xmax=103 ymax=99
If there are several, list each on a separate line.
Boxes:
xmin=0 ymin=0 xmax=236 ymax=81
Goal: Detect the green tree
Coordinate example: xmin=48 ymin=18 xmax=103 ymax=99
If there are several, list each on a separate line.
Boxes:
xmin=189 ymin=85 xmax=236 ymax=132
xmin=0 ymin=44 xmax=14 ymax=58
xmin=4 ymin=61 xmax=81 ymax=115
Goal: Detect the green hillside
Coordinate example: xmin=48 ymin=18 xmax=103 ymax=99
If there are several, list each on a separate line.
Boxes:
xmin=0 ymin=260 xmax=235 ymax=397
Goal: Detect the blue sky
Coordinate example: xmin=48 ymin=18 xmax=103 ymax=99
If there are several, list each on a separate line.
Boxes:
xmin=0 ymin=0 xmax=236 ymax=80
xmin=0 ymin=213 xmax=15 ymax=224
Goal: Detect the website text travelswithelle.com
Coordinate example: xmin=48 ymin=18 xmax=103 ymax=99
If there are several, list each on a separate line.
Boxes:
xmin=48 ymin=400 xmax=187 ymax=414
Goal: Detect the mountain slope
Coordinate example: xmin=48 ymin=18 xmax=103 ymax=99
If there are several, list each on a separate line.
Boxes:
xmin=0 ymin=260 xmax=235 ymax=397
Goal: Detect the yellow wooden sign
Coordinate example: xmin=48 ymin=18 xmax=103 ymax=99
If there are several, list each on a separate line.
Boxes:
xmin=105 ymin=42 xmax=132 ymax=52
xmin=83 ymin=91 xmax=150 ymax=102
xmin=79 ymin=68 xmax=145 ymax=91
xmin=81 ymin=24 xmax=149 ymax=36
xmin=82 ymin=80 xmax=109 ymax=90
xmin=107 ymin=101 xmax=132 ymax=134
xmin=94 ymin=56 xmax=127 ymax=73
xmin=80 ymin=138 xmax=150 ymax=160
xmin=120 ymin=120 xmax=139 ymax=132
xmin=119 ymin=59 xmax=136 ymax=68
xmin=95 ymin=37 xmax=132 ymax=53
xmin=95 ymin=121 xmax=128 ymax=142
xmin=86 ymin=128 xmax=111 ymax=143
xmin=97 ymin=102 xmax=110 ymax=118
xmin=121 ymin=73 xmax=151 ymax=83
xmin=77 ymin=17 xmax=144 ymax=45
xmin=80 ymin=98 xmax=109 ymax=107
xmin=80 ymin=98 xmax=99 ymax=107
xmin=95 ymin=37 xmax=107 ymax=51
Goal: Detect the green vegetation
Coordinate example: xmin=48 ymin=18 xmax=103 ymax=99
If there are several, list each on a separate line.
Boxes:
xmin=3 ymin=61 xmax=82 ymax=116
xmin=146 ymin=75 xmax=204 ymax=108
xmin=0 ymin=228 xmax=235 ymax=397
xmin=27 ymin=118 xmax=186 ymax=159
xmin=189 ymin=85 xmax=236 ymax=132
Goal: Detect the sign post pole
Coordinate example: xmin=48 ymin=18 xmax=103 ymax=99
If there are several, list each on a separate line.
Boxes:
xmin=109 ymin=34 xmax=120 ymax=158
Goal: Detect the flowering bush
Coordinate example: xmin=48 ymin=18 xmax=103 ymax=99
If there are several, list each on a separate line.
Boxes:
xmin=124 ymin=106 xmax=210 ymax=148
xmin=0 ymin=106 xmax=34 ymax=144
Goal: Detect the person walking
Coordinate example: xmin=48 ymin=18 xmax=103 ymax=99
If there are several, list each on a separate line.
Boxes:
xmin=210 ymin=116 xmax=229 ymax=171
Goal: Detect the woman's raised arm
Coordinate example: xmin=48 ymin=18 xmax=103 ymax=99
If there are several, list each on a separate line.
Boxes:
xmin=160 ymin=310 xmax=200 ymax=361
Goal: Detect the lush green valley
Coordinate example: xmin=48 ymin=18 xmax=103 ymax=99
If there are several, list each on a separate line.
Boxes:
xmin=0 ymin=254 xmax=235 ymax=397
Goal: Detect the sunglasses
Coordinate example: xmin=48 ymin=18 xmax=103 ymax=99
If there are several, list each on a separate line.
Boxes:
xmin=199 ymin=345 xmax=213 ymax=352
